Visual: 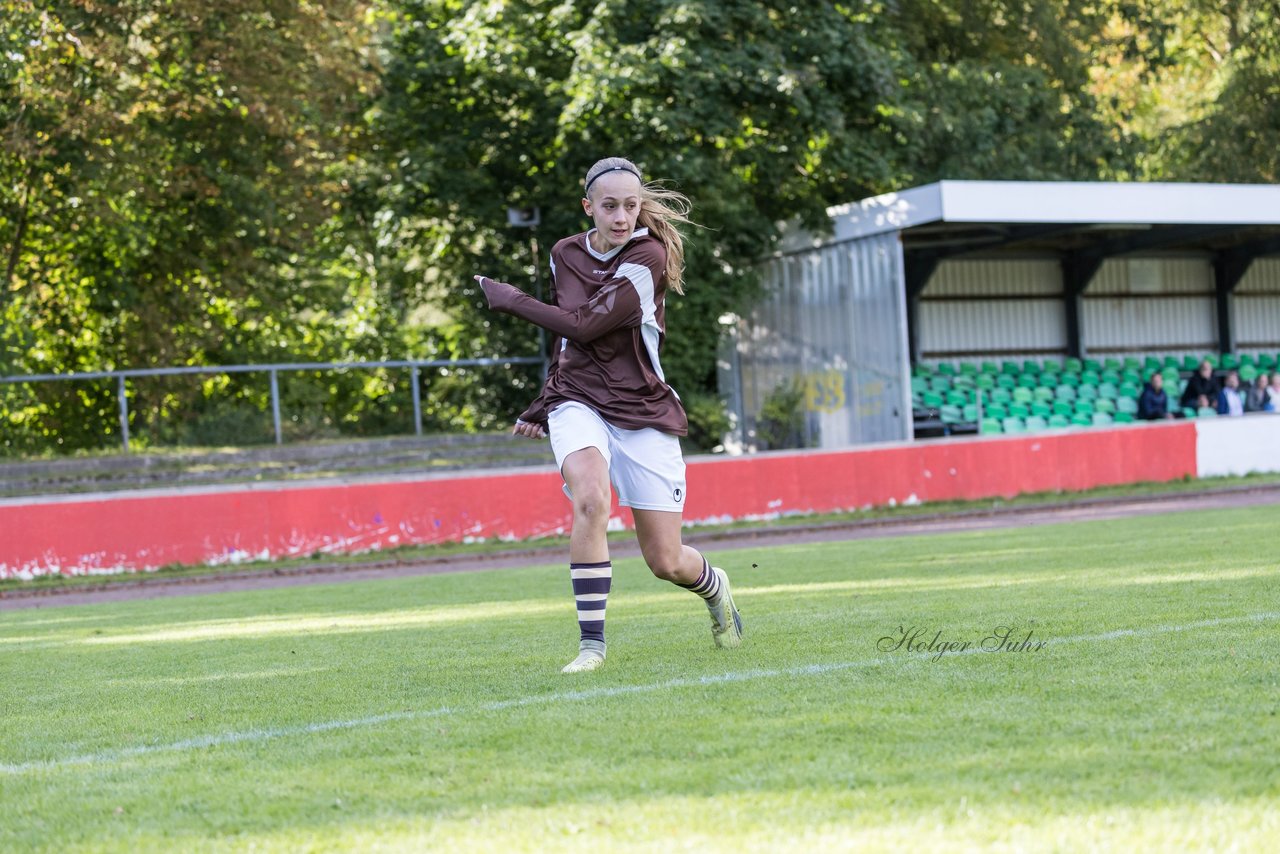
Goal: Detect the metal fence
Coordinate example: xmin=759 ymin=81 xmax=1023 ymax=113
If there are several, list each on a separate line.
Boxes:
xmin=0 ymin=357 xmax=544 ymax=451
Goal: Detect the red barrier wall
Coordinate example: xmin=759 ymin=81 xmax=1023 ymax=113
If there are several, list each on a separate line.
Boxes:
xmin=0 ymin=422 xmax=1198 ymax=579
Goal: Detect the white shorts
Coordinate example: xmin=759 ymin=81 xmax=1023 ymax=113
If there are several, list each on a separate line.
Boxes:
xmin=547 ymin=401 xmax=687 ymax=512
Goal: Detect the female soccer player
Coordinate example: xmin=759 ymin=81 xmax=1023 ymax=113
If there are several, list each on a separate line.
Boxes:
xmin=475 ymin=157 xmax=742 ymax=673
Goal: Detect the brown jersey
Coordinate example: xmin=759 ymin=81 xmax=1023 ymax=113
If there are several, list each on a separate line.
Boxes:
xmin=479 ymin=227 xmax=688 ymax=436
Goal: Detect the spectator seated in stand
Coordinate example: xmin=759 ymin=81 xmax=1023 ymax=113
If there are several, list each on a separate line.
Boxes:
xmin=1137 ymin=372 xmax=1172 ymax=420
xmin=1217 ymin=370 xmax=1244 ymax=416
xmin=1180 ymin=360 xmax=1220 ymax=411
xmin=1245 ymin=373 xmax=1271 ymax=413
xmin=1269 ymin=374 xmax=1280 ymax=413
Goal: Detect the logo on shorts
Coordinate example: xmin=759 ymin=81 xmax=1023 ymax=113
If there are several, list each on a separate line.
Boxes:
xmin=673 ymin=487 xmax=683 ymax=503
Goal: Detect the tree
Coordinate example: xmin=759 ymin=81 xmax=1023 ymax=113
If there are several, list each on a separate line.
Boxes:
xmin=373 ymin=0 xmax=900 ymax=429
xmin=1 ymin=1 xmax=378 ymax=450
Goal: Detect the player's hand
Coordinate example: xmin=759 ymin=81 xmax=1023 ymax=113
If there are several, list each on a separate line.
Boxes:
xmin=512 ymin=419 xmax=546 ymax=439
xmin=474 ymin=275 xmax=497 ymax=309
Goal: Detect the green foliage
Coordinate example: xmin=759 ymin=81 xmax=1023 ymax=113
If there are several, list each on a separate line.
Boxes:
xmin=1 ymin=1 xmax=382 ymax=451
xmin=3 ymin=0 xmax=1278 ymax=454
xmin=681 ymin=391 xmax=732 ymax=454
xmin=756 ymin=377 xmax=806 ymax=450
xmin=373 ymin=0 xmax=900 ymax=417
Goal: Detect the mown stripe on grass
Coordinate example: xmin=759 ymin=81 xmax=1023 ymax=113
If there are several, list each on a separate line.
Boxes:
xmin=3 ymin=610 xmax=1276 ymax=776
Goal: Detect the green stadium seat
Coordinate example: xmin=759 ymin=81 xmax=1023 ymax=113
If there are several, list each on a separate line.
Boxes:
xmin=1240 ymin=366 xmax=1257 ymax=382
xmin=959 ymin=362 xmax=979 ymax=375
xmin=1144 ymin=356 xmax=1162 ymax=373
xmin=1092 ymin=412 xmax=1113 ymax=426
xmin=952 ymin=374 xmax=975 ymax=390
xmin=1163 ymin=356 xmax=1180 ymax=370
xmin=1203 ymin=353 xmax=1218 ymax=367
xmin=1097 ymin=383 xmax=1118 ymax=400
xmin=1221 ymin=353 xmax=1239 ymax=370
xmin=1039 ymin=371 xmax=1059 ymax=388
xmin=1048 ymin=413 xmax=1071 ymax=428
xmin=1017 ymin=373 xmax=1039 ymax=388
xmin=1041 ymin=360 xmax=1062 ymax=373
xmin=1095 ymin=398 xmax=1117 ymax=414
xmin=1121 ymin=369 xmax=1141 ymax=385
xmin=1055 ymin=385 xmax=1077 ymax=401
xmin=996 ymin=374 xmax=1017 ymax=390
xmin=1065 ymin=357 xmax=1083 ymax=373
xmin=946 ymin=390 xmax=969 ymax=406
xmin=1119 ymin=382 xmax=1140 ymax=398
xmin=1183 ymin=355 xmax=1200 ymax=371
xmin=1081 ymin=371 xmax=1100 ymax=386
xmin=1259 ymin=354 xmax=1277 ymax=371
xmin=1002 ymin=417 xmax=1026 ymax=434
xmin=1197 ymin=406 xmax=1217 ymax=418
xmin=1002 ymin=360 xmax=1020 ymax=375
xmin=1077 ymin=385 xmax=1098 ymax=401
xmin=1031 ymin=401 xmax=1052 ymax=419
xmin=1161 ymin=368 xmax=1180 ymax=384
xmin=1025 ymin=415 xmax=1048 ymax=431
xmin=981 ymin=418 xmax=1002 ymax=434
xmin=1071 ymin=412 xmax=1092 ymax=426
xmin=936 ymin=362 xmax=957 ymax=375
xmin=1012 ymin=387 xmax=1033 ymax=403
xmin=1074 ymin=399 xmax=1095 ymax=415
xmin=1239 ymin=354 xmax=1256 ymax=368
xmin=987 ymin=402 xmax=1009 ymax=419
xmin=1100 ymin=369 xmax=1121 ymax=385
xmin=1052 ymin=400 xmax=1073 ymax=416
xmin=1114 ymin=412 xmax=1135 ymax=424
xmin=930 ymin=376 xmax=952 ymax=392
xmin=1059 ymin=372 xmax=1080 ymax=387
xmin=1116 ymin=397 xmax=1138 ymax=415
xmin=1010 ymin=402 xmax=1031 ymax=419
xmin=922 ymin=391 xmax=943 ymax=408
xmin=1022 ymin=360 xmax=1040 ymax=374
xmin=911 ymin=376 xmax=929 ymax=395
xmin=1033 ymin=386 xmax=1054 ymax=400
xmin=991 ymin=387 xmax=1012 ymax=404
xmin=981 ymin=361 xmax=999 ymax=374
xmin=1085 ymin=359 xmax=1103 ymax=373
xmin=963 ymin=404 xmax=979 ymax=421
xmin=1124 ymin=357 xmax=1142 ymax=372
xmin=976 ymin=374 xmax=995 ymax=390
xmin=940 ymin=404 xmax=963 ymax=423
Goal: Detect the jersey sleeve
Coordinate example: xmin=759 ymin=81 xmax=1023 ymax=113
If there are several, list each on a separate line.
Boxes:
xmin=478 ymin=239 xmax=665 ymax=344
xmin=480 ymin=276 xmax=642 ymax=343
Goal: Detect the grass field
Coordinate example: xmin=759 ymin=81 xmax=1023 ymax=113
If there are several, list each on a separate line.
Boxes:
xmin=2 ymin=504 xmax=1277 ymax=851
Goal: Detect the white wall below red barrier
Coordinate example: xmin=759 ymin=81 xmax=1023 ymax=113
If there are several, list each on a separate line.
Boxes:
xmin=2 ymin=419 xmax=1252 ymax=580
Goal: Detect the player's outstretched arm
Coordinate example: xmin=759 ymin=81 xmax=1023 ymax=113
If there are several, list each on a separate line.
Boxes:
xmin=475 ymin=274 xmax=641 ymax=343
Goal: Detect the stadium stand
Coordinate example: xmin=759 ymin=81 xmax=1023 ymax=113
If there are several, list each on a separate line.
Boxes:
xmin=911 ymin=353 xmax=1280 ymax=437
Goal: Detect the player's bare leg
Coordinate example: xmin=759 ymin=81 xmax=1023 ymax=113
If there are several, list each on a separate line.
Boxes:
xmin=633 ymin=509 xmax=742 ymax=648
xmin=560 ymin=448 xmax=612 ymax=672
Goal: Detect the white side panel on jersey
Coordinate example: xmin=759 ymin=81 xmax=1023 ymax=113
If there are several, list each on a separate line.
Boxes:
xmin=617 ymin=261 xmax=666 ymax=383
xmin=640 ymin=325 xmax=666 ymax=383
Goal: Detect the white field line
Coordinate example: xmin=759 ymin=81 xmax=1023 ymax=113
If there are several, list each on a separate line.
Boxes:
xmin=3 ymin=610 xmax=1277 ymax=776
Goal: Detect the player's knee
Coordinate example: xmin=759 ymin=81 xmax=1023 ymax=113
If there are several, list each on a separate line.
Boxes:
xmin=645 ymin=551 xmax=683 ymax=582
xmin=572 ymin=488 xmax=610 ymax=527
